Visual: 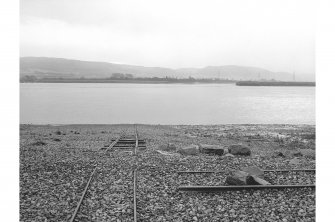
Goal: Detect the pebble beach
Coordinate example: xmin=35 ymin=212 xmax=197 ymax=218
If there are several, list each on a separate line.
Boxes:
xmin=20 ymin=124 xmax=315 ymax=222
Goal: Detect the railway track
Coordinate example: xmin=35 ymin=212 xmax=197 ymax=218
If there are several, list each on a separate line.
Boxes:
xmin=69 ymin=126 xmax=314 ymax=220
xmin=177 ymin=168 xmax=315 ymax=192
xmin=70 ymin=125 xmax=144 ymax=222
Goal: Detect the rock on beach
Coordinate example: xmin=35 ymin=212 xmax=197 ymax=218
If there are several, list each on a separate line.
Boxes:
xmin=246 ymin=175 xmax=271 ymax=185
xmin=226 ymin=167 xmax=270 ymax=186
xmin=241 ymin=166 xmax=264 ymax=179
xmin=228 ymin=144 xmax=251 ymax=156
xmin=226 ymin=170 xmax=249 ymax=185
xmin=158 ymin=143 xmax=177 ymax=152
xmin=178 ymin=144 xmax=199 ymax=155
xmin=199 ymin=144 xmax=225 ymax=155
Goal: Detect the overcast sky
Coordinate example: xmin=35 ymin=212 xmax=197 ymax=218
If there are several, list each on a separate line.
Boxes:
xmin=20 ymin=0 xmax=315 ymax=74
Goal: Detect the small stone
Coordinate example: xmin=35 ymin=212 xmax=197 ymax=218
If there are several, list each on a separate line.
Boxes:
xmin=228 ymin=144 xmax=251 ymax=156
xmin=289 ymin=157 xmax=301 ymax=165
xmin=273 ymin=151 xmax=285 ymax=157
xmin=225 ymin=153 xmax=235 ymax=158
xmin=158 ymin=143 xmax=177 ymax=151
xmin=224 ymin=148 xmax=229 ymax=154
xmin=292 ymin=151 xmax=303 ymax=157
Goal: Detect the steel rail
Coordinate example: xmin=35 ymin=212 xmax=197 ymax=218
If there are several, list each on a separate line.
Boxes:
xmin=134 ymin=125 xmax=138 ymax=156
xmin=178 ymin=184 xmax=315 ymax=192
xmin=70 ymin=133 xmax=123 ymax=222
xmin=105 ymin=131 xmax=125 ymax=153
xmin=264 ymin=169 xmax=316 ymax=172
xmin=177 ymin=169 xmax=315 ymax=174
xmin=69 ymin=167 xmax=97 ymax=222
xmin=133 ymin=125 xmax=139 ymax=221
xmin=71 ymin=127 xmax=141 ymax=222
xmin=133 ymin=169 xmax=137 ymax=222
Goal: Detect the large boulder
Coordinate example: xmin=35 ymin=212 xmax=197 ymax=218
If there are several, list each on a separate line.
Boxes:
xmin=226 ymin=169 xmax=270 ymax=186
xmin=228 ymin=144 xmax=251 ymax=156
xmin=158 ymin=143 xmax=177 ymax=152
xmin=178 ymin=145 xmax=199 ymax=155
xmin=199 ymin=144 xmax=225 ymax=155
xmin=226 ymin=171 xmax=249 ymax=185
xmin=246 ymin=175 xmax=271 ymax=185
xmin=241 ymin=166 xmax=264 ymax=179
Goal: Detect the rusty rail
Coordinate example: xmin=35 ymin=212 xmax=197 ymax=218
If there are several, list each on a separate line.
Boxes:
xmin=70 ymin=126 xmax=142 ymax=222
xmin=133 ymin=169 xmax=138 ymax=222
xmin=70 ymin=133 xmax=123 ymax=222
xmin=264 ymin=169 xmax=316 ymax=172
xmin=134 ymin=125 xmax=138 ymax=156
xmin=69 ymin=167 xmax=97 ymax=222
xmin=105 ymin=131 xmax=125 ymax=153
xmin=178 ymin=184 xmax=315 ymax=192
xmin=133 ymin=125 xmax=139 ymax=221
xmin=177 ymin=169 xmax=315 ymax=174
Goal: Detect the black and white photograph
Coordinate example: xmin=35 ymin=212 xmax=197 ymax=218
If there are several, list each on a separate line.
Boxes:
xmin=2 ymin=0 xmax=334 ymax=221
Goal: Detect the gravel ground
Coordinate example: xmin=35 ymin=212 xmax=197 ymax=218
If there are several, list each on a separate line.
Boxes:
xmin=76 ymin=152 xmax=135 ymax=222
xmin=20 ymin=124 xmax=315 ymax=221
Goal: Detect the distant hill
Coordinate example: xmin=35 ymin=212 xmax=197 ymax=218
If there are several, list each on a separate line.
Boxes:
xmin=20 ymin=57 xmax=314 ymax=81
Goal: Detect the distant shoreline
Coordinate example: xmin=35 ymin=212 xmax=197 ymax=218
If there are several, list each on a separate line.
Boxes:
xmin=19 ymin=78 xmax=316 ymax=87
xmin=20 ymin=77 xmax=237 ymax=84
xmin=236 ymin=81 xmax=315 ymax=87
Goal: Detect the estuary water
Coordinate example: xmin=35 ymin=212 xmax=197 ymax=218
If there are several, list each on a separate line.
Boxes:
xmin=20 ymin=83 xmax=315 ymax=125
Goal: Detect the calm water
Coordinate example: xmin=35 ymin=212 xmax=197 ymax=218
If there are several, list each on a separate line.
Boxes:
xmin=20 ymin=83 xmax=315 ymax=125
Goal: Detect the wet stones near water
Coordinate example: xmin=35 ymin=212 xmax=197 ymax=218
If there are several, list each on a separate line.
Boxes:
xmin=228 ymin=144 xmax=251 ymax=156
xmin=178 ymin=145 xmax=200 ymax=155
xmin=199 ymin=144 xmax=225 ymax=156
